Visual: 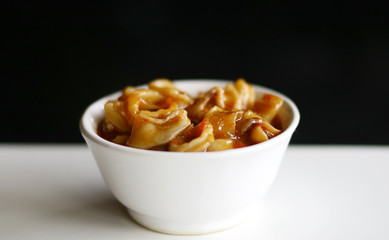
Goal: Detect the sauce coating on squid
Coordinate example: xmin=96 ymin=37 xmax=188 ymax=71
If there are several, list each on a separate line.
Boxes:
xmin=98 ymin=78 xmax=284 ymax=152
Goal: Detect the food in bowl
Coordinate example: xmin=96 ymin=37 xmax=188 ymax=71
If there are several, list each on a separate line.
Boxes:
xmin=98 ymin=78 xmax=284 ymax=152
xmin=80 ymin=79 xmax=299 ymax=234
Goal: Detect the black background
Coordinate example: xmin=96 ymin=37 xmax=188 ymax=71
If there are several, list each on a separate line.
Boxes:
xmin=2 ymin=2 xmax=389 ymax=144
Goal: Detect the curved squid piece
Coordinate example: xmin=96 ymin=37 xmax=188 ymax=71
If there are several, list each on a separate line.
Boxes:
xmin=223 ymin=78 xmax=255 ymax=110
xmin=253 ymin=93 xmax=283 ymax=122
xmin=204 ymin=106 xmax=243 ymax=139
xmin=104 ymin=100 xmax=131 ymax=133
xmin=119 ymin=86 xmax=137 ymax=101
xmin=125 ymin=89 xmax=179 ymax=124
xmin=207 ymin=139 xmax=235 ymax=151
xmin=185 ymin=87 xmax=225 ymax=124
xmin=238 ymin=111 xmax=281 ymax=143
xmin=148 ymin=79 xmax=193 ymax=108
xmin=126 ymin=109 xmax=191 ymax=149
xmin=169 ymin=119 xmax=214 ymax=152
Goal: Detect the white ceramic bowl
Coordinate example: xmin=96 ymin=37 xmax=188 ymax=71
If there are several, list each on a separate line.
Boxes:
xmin=80 ymin=79 xmax=300 ymax=235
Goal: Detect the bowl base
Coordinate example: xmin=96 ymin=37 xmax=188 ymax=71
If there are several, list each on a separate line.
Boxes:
xmin=127 ymin=203 xmax=259 ymax=235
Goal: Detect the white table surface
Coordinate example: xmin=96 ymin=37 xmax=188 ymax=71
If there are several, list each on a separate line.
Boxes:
xmin=1 ymin=144 xmax=388 ymax=240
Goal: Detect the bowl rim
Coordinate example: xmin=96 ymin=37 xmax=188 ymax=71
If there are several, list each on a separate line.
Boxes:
xmin=80 ymin=79 xmax=300 ymax=157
